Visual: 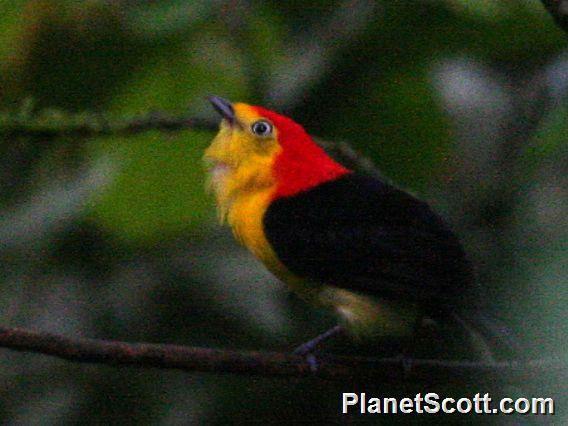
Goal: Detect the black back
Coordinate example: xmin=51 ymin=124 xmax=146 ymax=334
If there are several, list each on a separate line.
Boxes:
xmin=263 ymin=174 xmax=473 ymax=307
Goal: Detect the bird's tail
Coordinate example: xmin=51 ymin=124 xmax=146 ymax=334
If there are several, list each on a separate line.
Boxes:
xmin=447 ymin=309 xmax=524 ymax=361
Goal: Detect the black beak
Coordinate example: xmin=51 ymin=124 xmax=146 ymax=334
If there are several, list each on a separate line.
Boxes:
xmin=208 ymin=96 xmax=235 ymax=125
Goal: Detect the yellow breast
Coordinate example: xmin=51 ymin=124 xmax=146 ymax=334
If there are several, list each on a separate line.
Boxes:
xmin=227 ymin=189 xmax=319 ymax=297
xmin=227 ymin=189 xmax=285 ymax=276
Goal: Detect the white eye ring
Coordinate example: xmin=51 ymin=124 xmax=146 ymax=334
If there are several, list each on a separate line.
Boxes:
xmin=251 ymin=120 xmax=273 ymax=137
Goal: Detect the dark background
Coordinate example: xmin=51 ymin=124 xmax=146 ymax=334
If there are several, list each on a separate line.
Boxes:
xmin=0 ymin=0 xmax=566 ymax=424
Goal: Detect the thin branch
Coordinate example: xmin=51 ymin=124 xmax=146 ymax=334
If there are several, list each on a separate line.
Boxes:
xmin=0 ymin=112 xmax=218 ymax=139
xmin=0 ymin=108 xmax=381 ymax=178
xmin=541 ymin=0 xmax=568 ymax=35
xmin=0 ymin=326 xmax=565 ymax=384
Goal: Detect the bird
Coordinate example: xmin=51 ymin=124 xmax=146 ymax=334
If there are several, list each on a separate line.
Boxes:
xmin=204 ymin=96 xmax=517 ymax=366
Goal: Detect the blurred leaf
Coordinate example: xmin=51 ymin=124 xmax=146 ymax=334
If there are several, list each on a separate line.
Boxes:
xmin=223 ymin=3 xmax=288 ymax=102
xmin=0 ymin=158 xmax=114 ymax=251
xmin=1 ymin=0 xmax=142 ymax=110
xmin=88 ymin=27 xmax=248 ymax=242
xmin=522 ymin=100 xmax=568 ymax=173
xmin=125 ymin=0 xmax=219 ymax=41
xmin=109 ymin=26 xmax=248 ymax=114
xmin=0 ymin=0 xmax=29 ymax=60
xmin=445 ymin=0 xmax=512 ymax=19
xmin=88 ymin=131 xmax=211 ymax=242
xmin=364 ymin=65 xmax=454 ymax=190
xmin=266 ymin=0 xmax=377 ymax=108
xmin=303 ymin=63 xmax=453 ymax=192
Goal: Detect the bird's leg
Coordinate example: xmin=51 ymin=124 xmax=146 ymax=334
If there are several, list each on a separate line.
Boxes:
xmin=293 ymin=325 xmax=344 ymax=372
xmin=293 ymin=325 xmax=344 ymax=355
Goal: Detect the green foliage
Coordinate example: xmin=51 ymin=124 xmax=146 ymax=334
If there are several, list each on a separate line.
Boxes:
xmin=90 ymin=26 xmax=249 ymax=241
xmin=89 ymin=131 xmax=213 ymax=242
xmin=524 ymin=101 xmax=568 ymax=171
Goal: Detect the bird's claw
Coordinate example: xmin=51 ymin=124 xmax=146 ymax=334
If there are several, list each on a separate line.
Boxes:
xmin=305 ymin=353 xmax=319 ymax=372
xmin=293 ymin=344 xmax=320 ymax=372
xmin=293 ymin=349 xmax=319 ymax=373
xmin=292 ymin=326 xmax=343 ymax=373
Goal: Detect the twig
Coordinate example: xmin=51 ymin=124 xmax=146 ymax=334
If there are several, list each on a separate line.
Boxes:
xmin=0 ymin=108 xmax=382 ymax=178
xmin=0 ymin=326 xmax=565 ymax=384
xmin=0 ymin=112 xmax=218 ymax=139
xmin=541 ymin=0 xmax=568 ymax=35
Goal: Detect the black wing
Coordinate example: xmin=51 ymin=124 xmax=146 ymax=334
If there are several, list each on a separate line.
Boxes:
xmin=263 ymin=174 xmax=473 ymax=306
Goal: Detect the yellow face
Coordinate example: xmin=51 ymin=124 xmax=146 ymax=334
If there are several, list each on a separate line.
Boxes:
xmin=204 ymin=103 xmax=282 ymax=221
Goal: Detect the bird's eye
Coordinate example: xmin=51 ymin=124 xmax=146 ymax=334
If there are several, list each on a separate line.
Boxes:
xmin=251 ymin=120 xmax=273 ymax=137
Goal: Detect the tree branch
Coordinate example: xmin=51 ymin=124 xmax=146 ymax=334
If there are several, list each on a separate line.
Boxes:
xmin=541 ymin=0 xmax=568 ymax=35
xmin=0 ymin=326 xmax=565 ymax=384
xmin=0 ymin=111 xmax=218 ymax=139
xmin=0 ymin=109 xmax=381 ymax=179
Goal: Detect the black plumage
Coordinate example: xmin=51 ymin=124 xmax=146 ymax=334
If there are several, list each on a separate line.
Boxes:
xmin=263 ymin=173 xmax=474 ymax=309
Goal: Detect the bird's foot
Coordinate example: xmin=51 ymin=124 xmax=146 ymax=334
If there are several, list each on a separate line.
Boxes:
xmin=293 ymin=343 xmax=321 ymax=372
xmin=292 ymin=325 xmax=344 ymax=373
xmin=293 ymin=350 xmax=320 ymax=373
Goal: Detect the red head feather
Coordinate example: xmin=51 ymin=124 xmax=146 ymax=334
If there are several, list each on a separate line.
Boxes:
xmin=252 ymin=106 xmax=351 ymax=200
